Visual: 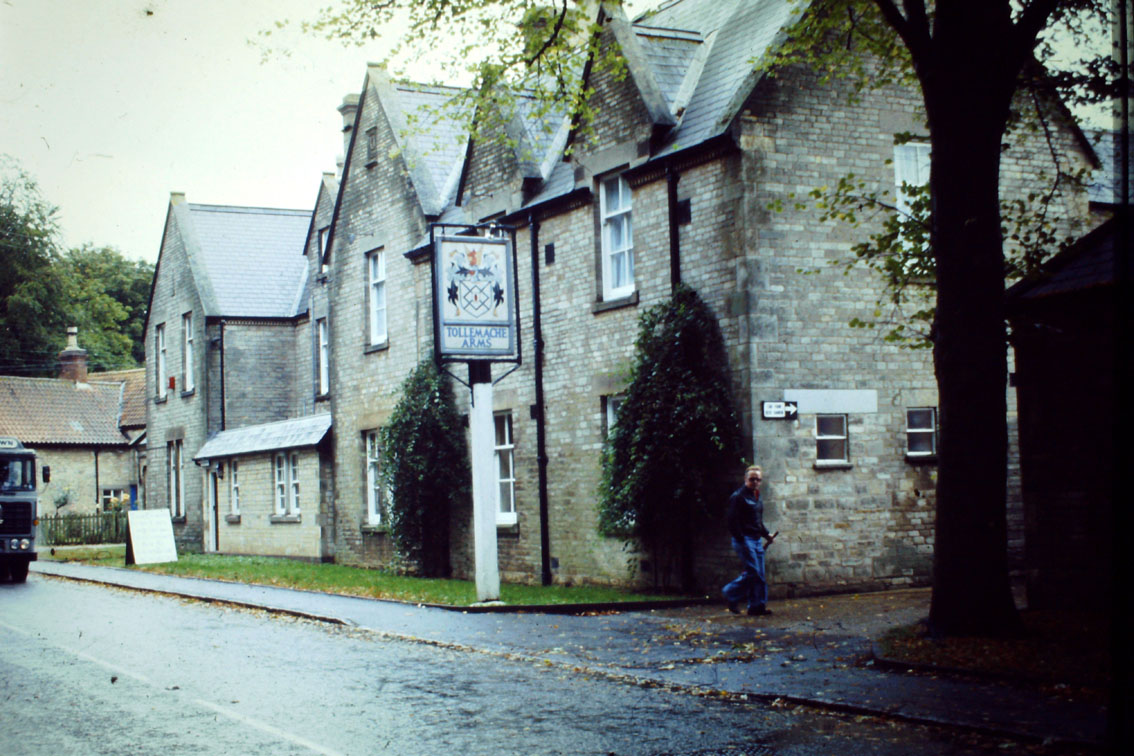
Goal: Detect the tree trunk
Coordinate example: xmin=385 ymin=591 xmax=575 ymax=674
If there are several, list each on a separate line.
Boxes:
xmin=920 ymin=2 xmax=1024 ymax=637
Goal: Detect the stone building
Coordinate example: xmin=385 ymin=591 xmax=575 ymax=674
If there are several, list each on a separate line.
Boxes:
xmin=314 ymin=0 xmax=1092 ymax=592
xmin=0 ymin=329 xmax=143 ymax=514
xmin=144 ymin=0 xmax=1094 ymax=593
xmin=143 ymin=190 xmax=335 ymax=557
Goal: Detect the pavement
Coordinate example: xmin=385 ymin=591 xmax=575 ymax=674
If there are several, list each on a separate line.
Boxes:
xmin=29 ymin=560 xmax=1107 ymax=750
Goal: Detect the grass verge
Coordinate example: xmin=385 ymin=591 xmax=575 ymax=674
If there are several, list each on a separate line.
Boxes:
xmin=41 ymin=548 xmax=688 ymax=607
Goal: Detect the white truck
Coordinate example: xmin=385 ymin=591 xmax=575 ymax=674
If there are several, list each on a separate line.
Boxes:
xmin=0 ymin=437 xmax=44 ymax=583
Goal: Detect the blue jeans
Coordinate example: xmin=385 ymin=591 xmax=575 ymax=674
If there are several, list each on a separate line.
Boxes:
xmin=722 ymin=536 xmax=767 ymax=610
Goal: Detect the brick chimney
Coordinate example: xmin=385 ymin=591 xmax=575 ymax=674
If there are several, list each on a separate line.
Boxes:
xmin=337 ymin=93 xmax=360 ymax=174
xmin=58 ymin=326 xmax=88 ymax=383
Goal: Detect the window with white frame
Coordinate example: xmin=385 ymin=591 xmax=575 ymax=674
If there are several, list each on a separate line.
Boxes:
xmin=166 ymin=440 xmax=183 ymax=517
xmin=156 ymin=323 xmax=167 ymax=398
xmin=101 ymin=488 xmax=125 ymax=511
xmin=317 ymin=318 xmax=330 ymax=395
xmin=906 ymin=407 xmax=937 ymax=457
xmin=494 ymin=412 xmax=516 ymax=525
xmin=364 ymin=430 xmax=387 ymax=526
xmin=816 ymin=414 xmax=848 ymax=464
xmin=181 ymin=312 xmax=194 ymax=392
xmin=893 ymin=142 xmax=931 ymax=220
xmin=274 ymin=452 xmax=300 ymax=516
xmin=367 ymin=249 xmax=387 ymax=345
xmin=600 ymin=175 xmax=634 ymax=300
xmin=290 ymin=452 xmax=300 ymax=513
xmin=229 ymin=460 xmax=240 ymax=515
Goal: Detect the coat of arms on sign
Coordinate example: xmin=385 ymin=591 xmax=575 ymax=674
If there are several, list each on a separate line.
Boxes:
xmin=445 ymin=245 xmax=504 ymax=318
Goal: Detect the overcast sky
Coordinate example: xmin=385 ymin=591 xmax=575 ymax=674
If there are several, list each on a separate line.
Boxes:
xmin=0 ymin=1 xmax=1110 ymax=266
xmin=2 ymin=0 xmax=386 ymax=263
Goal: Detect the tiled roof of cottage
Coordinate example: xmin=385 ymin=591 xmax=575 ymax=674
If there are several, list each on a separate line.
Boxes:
xmin=182 ymin=203 xmax=312 ymax=319
xmin=193 ymin=413 xmax=332 ymax=461
xmin=88 ymin=368 xmax=146 ymax=429
xmin=0 ymin=376 xmax=131 ymax=447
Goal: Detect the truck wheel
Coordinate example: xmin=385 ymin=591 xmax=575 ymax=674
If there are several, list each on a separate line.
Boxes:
xmin=9 ymin=559 xmax=29 ymax=583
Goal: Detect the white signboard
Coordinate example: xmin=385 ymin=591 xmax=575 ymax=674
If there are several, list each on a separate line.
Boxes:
xmin=125 ymin=509 xmax=178 ymax=565
xmin=762 ymin=401 xmax=799 ymax=419
xmin=434 ymin=236 xmax=518 ymax=361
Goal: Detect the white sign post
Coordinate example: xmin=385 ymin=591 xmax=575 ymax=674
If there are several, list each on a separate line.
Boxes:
xmin=432 ymin=231 xmax=519 ymax=604
xmin=469 ymin=379 xmax=500 ymax=602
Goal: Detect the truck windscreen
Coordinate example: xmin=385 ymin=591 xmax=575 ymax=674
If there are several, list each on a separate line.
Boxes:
xmin=0 ymin=457 xmax=35 ymax=492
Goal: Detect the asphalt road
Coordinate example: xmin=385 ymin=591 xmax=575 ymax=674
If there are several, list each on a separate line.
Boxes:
xmin=0 ymin=575 xmax=1067 ymax=755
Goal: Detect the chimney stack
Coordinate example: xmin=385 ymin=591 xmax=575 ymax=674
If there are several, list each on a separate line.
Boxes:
xmin=58 ymin=326 xmax=88 ymax=383
xmin=337 ymin=94 xmax=360 ymax=172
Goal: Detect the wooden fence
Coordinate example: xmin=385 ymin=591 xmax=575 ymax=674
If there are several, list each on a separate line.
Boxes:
xmin=40 ymin=511 xmax=129 ymax=546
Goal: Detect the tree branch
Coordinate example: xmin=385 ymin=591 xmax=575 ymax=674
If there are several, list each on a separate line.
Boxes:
xmin=524 ymin=0 xmax=570 ymax=68
xmin=872 ymin=0 xmax=932 ymax=62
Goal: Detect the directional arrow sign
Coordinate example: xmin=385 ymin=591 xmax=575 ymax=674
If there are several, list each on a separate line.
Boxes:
xmin=762 ymin=401 xmax=799 ymax=420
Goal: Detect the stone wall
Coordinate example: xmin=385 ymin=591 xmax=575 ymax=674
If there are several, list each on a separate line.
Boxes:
xmin=212 ymin=448 xmax=325 ymax=559
xmin=145 ymin=201 xmax=208 ymax=549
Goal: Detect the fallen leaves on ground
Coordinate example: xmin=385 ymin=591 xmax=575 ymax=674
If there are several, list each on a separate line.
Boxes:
xmin=877 ymin=609 xmax=1110 ymax=696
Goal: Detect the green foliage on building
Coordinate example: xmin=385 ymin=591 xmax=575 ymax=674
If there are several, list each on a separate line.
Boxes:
xmin=379 ymin=359 xmax=471 ymax=577
xmin=598 ymin=284 xmax=743 ymax=591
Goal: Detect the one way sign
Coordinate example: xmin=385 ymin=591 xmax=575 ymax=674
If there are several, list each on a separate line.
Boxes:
xmin=761 ymin=401 xmax=799 ymax=420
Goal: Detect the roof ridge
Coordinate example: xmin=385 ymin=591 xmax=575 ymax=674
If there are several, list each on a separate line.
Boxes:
xmin=188 ymin=203 xmax=311 ymax=216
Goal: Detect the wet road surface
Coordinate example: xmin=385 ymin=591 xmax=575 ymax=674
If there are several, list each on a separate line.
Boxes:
xmin=1 ymin=575 xmax=1082 ymax=755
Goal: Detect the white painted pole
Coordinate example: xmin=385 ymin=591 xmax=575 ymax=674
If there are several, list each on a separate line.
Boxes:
xmin=469 ymin=378 xmax=501 ymax=602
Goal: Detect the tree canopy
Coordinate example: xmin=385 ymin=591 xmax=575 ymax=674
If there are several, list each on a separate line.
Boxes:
xmin=0 ymin=160 xmax=153 ymax=376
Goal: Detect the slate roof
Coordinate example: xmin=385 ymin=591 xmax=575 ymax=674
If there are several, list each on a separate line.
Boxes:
xmin=180 ymin=203 xmax=312 ymax=319
xmin=88 ymin=368 xmax=146 ymax=429
xmin=0 ymin=376 xmax=131 ymax=447
xmin=1008 ymin=216 xmax=1123 ymax=300
xmin=643 ymin=0 xmax=801 ymax=157
xmin=193 ymin=413 xmax=332 ymax=461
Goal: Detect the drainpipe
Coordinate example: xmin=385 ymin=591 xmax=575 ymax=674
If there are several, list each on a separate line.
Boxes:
xmin=94 ymin=449 xmax=100 ymax=509
xmin=667 ymin=164 xmax=681 ymax=291
xmin=219 ymin=320 xmax=227 ymax=430
xmin=529 ymin=212 xmax=552 ymax=586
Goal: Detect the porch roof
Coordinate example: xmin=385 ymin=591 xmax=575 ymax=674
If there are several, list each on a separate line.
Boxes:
xmin=193 ymin=414 xmax=331 ymax=462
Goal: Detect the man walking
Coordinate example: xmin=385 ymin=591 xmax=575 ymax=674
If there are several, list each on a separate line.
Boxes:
xmin=722 ymin=465 xmax=775 ymax=616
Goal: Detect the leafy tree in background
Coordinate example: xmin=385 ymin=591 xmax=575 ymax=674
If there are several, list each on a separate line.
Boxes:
xmin=59 ymin=245 xmax=155 ymax=370
xmin=379 ymin=359 xmax=471 ymax=577
xmin=598 ymin=285 xmax=743 ymax=592
xmin=0 ymin=162 xmax=69 ymax=376
xmin=1 ymin=160 xmax=153 ymax=375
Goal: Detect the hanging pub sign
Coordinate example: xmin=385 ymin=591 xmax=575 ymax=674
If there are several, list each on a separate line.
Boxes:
xmin=432 ymin=232 xmax=520 ymax=362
